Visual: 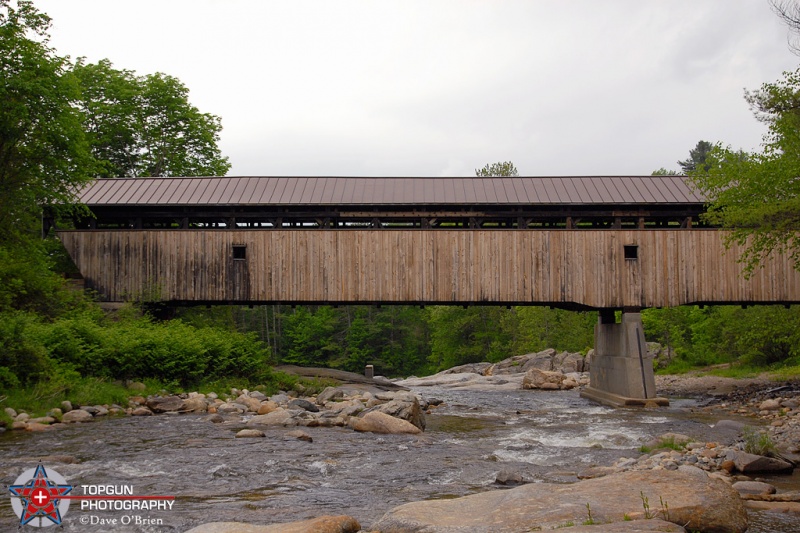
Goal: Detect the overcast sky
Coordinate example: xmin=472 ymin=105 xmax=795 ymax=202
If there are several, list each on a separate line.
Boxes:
xmin=36 ymin=0 xmax=798 ymax=177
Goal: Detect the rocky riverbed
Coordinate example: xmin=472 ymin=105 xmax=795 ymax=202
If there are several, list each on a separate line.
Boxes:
xmin=2 ymin=352 xmax=800 ymax=532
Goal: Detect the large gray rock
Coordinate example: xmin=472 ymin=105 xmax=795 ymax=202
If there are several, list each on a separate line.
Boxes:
xmin=368 ymin=392 xmax=425 ymax=431
xmin=440 ymin=362 xmax=494 ymax=375
xmin=352 ymin=411 xmax=422 ymax=435
xmin=62 ymin=409 xmax=93 ymax=423
xmin=731 ymin=451 xmax=794 ymax=474
xmin=565 ymin=520 xmax=685 ymax=532
xmin=236 ymin=395 xmax=263 ymax=412
xmin=371 ymin=470 xmax=747 ymax=533
xmin=182 ymin=397 xmax=208 ymax=412
xmin=522 ymin=368 xmax=566 ymax=390
xmin=184 ymin=515 xmax=361 ymax=533
xmin=235 ymin=429 xmax=265 ymax=438
xmin=146 ymin=395 xmax=185 ymax=413
xmin=217 ymin=402 xmax=248 ymax=414
xmin=289 ymin=398 xmax=320 ymax=413
xmin=732 ymin=480 xmax=777 ymax=496
xmin=247 ymin=408 xmax=298 ymax=427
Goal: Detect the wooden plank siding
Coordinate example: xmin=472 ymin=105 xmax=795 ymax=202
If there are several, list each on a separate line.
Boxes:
xmin=57 ymin=230 xmax=800 ymax=308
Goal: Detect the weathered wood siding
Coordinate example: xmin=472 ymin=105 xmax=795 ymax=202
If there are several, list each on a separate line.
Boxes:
xmin=57 ymin=230 xmax=800 ymax=308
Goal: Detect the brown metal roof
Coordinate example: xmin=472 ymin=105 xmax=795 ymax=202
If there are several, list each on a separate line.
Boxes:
xmin=75 ymin=176 xmax=704 ymax=206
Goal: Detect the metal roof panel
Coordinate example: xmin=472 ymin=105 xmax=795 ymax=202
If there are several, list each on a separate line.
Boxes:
xmin=75 ymin=176 xmax=706 ymax=207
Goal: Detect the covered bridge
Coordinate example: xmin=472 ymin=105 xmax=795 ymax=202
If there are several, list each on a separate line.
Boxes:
xmin=55 ymin=175 xmax=800 ymax=406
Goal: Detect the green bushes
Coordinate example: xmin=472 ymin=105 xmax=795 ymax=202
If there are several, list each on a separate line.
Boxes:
xmin=0 ymin=309 xmax=272 ymax=389
xmin=644 ymin=305 xmax=800 ymax=373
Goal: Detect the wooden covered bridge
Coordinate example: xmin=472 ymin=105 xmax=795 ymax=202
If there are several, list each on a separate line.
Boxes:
xmin=56 ymin=175 xmax=800 ymax=406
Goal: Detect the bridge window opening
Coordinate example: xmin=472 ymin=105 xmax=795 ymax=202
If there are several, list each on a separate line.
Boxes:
xmin=233 ymin=244 xmax=247 ymax=260
xmin=624 ymin=245 xmax=638 ymax=260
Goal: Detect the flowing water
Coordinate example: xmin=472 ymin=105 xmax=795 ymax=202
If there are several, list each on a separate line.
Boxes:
xmin=1 ymin=387 xmax=797 ymax=532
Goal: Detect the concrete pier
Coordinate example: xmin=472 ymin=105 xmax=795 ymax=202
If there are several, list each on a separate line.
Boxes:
xmin=581 ymin=311 xmax=669 ymax=407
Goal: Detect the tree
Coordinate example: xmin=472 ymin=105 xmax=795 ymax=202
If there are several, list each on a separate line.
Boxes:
xmin=771 ymin=0 xmax=800 ymax=55
xmin=73 ymin=59 xmax=231 ymax=178
xmin=690 ymin=68 xmax=800 ymax=275
xmin=677 ymin=140 xmax=713 ymax=174
xmin=475 ymin=161 xmax=519 ymax=177
xmin=651 ymin=168 xmax=680 ymax=176
xmin=0 ymin=0 xmax=91 ymax=243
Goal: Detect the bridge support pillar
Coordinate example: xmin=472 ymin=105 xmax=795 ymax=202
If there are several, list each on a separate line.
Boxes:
xmin=580 ymin=311 xmax=669 ymax=408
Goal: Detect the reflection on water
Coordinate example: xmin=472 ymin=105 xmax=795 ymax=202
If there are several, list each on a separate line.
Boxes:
xmin=0 ymin=387 xmax=797 ymax=532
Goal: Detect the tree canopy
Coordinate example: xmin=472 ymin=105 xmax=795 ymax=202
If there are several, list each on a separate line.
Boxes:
xmin=0 ymin=0 xmax=91 ymax=244
xmin=690 ymin=69 xmax=800 ymax=275
xmin=73 ymin=59 xmax=231 ymax=178
xmin=475 ymin=161 xmax=519 ymax=177
xmin=651 ymin=167 xmax=680 ymax=176
xmin=678 ymin=140 xmax=713 ymax=174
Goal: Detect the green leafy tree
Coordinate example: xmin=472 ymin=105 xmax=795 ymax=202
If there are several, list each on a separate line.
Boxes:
xmin=0 ymin=0 xmax=91 ymax=243
xmin=678 ymin=140 xmax=713 ymax=174
xmin=475 ymin=161 xmax=519 ymax=177
xmin=73 ymin=59 xmax=231 ymax=178
xmin=283 ymin=306 xmax=341 ymax=366
xmin=651 ymin=167 xmax=680 ymax=176
xmin=691 ymin=69 xmax=800 ymax=275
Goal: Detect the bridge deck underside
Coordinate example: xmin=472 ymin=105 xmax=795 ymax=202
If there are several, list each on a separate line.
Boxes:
xmin=58 ymin=229 xmax=800 ymax=308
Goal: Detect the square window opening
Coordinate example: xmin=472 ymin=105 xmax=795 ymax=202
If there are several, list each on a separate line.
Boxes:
xmin=624 ymin=245 xmax=638 ymax=260
xmin=233 ymin=245 xmax=247 ymax=260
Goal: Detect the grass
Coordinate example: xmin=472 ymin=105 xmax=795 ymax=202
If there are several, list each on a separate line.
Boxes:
xmin=742 ymin=425 xmax=776 ymax=456
xmin=638 ymin=435 xmax=690 ymax=454
xmin=657 ymin=359 xmax=800 ymax=380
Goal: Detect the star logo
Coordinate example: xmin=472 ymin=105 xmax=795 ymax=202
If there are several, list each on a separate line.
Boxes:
xmin=9 ymin=464 xmax=73 ymax=527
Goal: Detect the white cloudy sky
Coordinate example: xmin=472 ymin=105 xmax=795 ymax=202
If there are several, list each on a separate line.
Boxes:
xmin=36 ymin=0 xmax=798 ymax=177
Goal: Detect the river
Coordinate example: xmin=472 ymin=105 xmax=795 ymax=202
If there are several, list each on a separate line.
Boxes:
xmin=1 ymin=387 xmax=798 ymax=532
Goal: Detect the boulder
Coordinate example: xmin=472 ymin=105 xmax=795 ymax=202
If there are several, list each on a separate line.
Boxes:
xmin=286 ymin=429 xmax=313 ymax=442
xmin=25 ymin=422 xmax=52 ymax=432
xmin=494 ymin=470 xmax=525 ymax=485
xmin=730 ymin=451 xmax=794 ymax=474
xmin=184 ymin=515 xmax=361 ymax=533
xmin=182 ymin=397 xmax=208 ymax=412
xmin=438 ymin=362 xmax=493 ymax=375
xmin=131 ymin=407 xmax=153 ymax=416
xmin=352 ymin=411 xmax=422 ymax=435
xmin=258 ymin=401 xmax=278 ymax=415
xmin=564 ymin=520 xmax=685 ymax=532
xmin=217 ymin=402 xmax=248 ymax=414
xmin=247 ymin=408 xmax=298 ymax=427
xmin=127 ymin=381 xmax=147 ymax=391
xmin=235 ymin=429 xmax=265 ymax=438
xmin=60 ymin=401 xmax=73 ymax=413
xmin=146 ymin=395 xmax=185 ymax=413
xmin=369 ymin=392 xmax=425 ymax=430
xmin=62 ymin=409 xmax=93 ymax=423
xmin=371 ymin=469 xmax=747 ymax=533
xmin=289 ymin=398 xmax=320 ymax=413
xmin=236 ymin=395 xmax=263 ymax=412
xmin=316 ymin=387 xmax=347 ymax=404
xmin=522 ymin=368 xmax=566 ymax=390
xmin=759 ymin=399 xmax=782 ymax=411
xmin=732 ymin=480 xmax=777 ymax=496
